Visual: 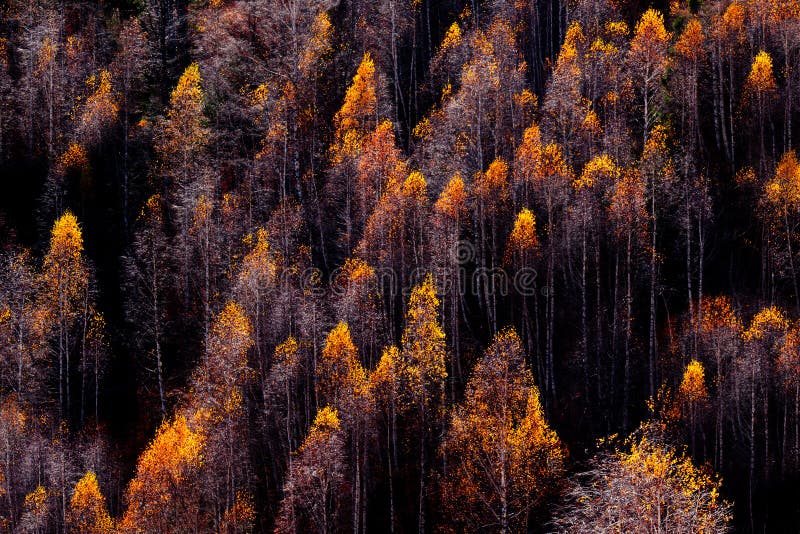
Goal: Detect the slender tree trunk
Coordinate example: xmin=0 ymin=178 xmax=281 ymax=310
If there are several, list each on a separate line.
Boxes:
xmin=623 ymin=232 xmax=632 ymax=429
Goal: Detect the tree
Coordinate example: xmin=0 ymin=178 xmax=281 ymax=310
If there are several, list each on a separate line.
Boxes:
xmin=0 ymin=250 xmax=48 ymax=406
xmin=442 ymin=328 xmax=565 ymax=533
xmin=743 ymin=51 xmax=777 ymax=172
xmin=369 ymin=345 xmax=403 ymax=532
xmin=676 ymin=360 xmax=709 ymax=454
xmin=126 ymin=194 xmax=170 ymax=418
xmin=554 ymin=422 xmax=732 ymax=532
xmin=157 ymin=62 xmax=208 ymax=185
xmin=739 ymin=306 xmax=789 ymax=527
xmin=542 ymin=22 xmax=593 ymax=163
xmin=329 ymin=53 xmax=383 ymax=254
xmin=156 ymin=62 xmax=210 ymax=319
xmin=119 ymin=414 xmax=206 ymax=532
xmin=607 ymin=167 xmax=647 ymax=428
xmin=317 ymin=322 xmax=368 ymax=411
xmin=317 ymin=322 xmax=372 ymax=532
xmin=571 ymin=154 xmax=619 ymax=403
xmin=628 ymin=9 xmax=671 ymax=145
xmin=640 ymin=124 xmax=676 ymax=400
xmin=43 ymin=211 xmax=90 ymax=420
xmin=66 ymin=471 xmax=113 ymax=534
xmin=472 ymin=158 xmax=510 ymax=332
xmin=400 ymin=274 xmax=446 ymax=532
xmin=694 ymin=296 xmax=743 ymax=471
xmin=762 ymin=150 xmax=800 ymax=313
xmin=504 ymin=207 xmax=541 ymax=384
xmin=232 ymin=227 xmax=277 ymax=364
xmin=333 ymin=257 xmax=383 ymax=366
xmin=76 ymin=70 xmax=118 ymax=146
xmin=275 ymin=406 xmax=347 ymax=534
xmin=516 ymin=130 xmax=572 ymax=403
xmin=431 ymin=174 xmax=468 ymax=390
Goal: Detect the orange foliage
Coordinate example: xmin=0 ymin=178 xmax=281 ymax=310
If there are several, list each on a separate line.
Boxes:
xmin=608 ymin=168 xmax=647 ymax=239
xmin=474 ymin=158 xmax=509 ymax=212
xmin=675 ymin=19 xmax=706 ymax=62
xmin=434 ymin=174 xmax=467 ymax=221
xmin=678 ymin=360 xmax=709 ymax=405
xmin=698 ymin=296 xmax=742 ymax=333
xmin=59 ymin=143 xmax=90 ymax=173
xmin=442 ymin=328 xmax=565 ymax=531
xmin=318 ymin=323 xmax=369 ymax=408
xmin=119 ymin=414 xmax=205 ymax=532
xmin=80 ymin=70 xmax=119 ymax=137
xmin=66 ymin=472 xmax=113 ymax=534
xmin=332 ymin=53 xmax=378 ymax=161
xmin=765 ymin=150 xmax=800 ymax=210
xmin=745 ymin=51 xmax=777 ymax=96
xmin=505 ymin=209 xmax=539 ymax=261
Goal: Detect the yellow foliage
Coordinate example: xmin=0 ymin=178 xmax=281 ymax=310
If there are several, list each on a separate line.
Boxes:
xmin=158 ymin=62 xmax=208 ymax=168
xmin=412 ymin=116 xmax=432 ymax=140
xmin=370 ymin=346 xmax=403 ymax=404
xmin=678 ymin=360 xmax=708 ymax=405
xmin=604 ymin=20 xmax=629 ymax=37
xmin=564 ymin=21 xmax=585 ymax=50
xmin=402 ymin=275 xmax=447 ymax=401
xmin=442 ymin=328 xmax=565 ymax=530
xmin=300 ymin=12 xmax=333 ymax=76
xmin=220 ymin=491 xmax=256 ymax=532
xmin=743 ymin=306 xmax=789 ymax=342
xmin=275 ymin=337 xmax=300 ymax=368
xmin=332 ymin=53 xmax=377 ymax=160
xmin=506 ymin=208 xmax=539 ymax=258
xmin=36 ymin=38 xmax=56 ymax=76
xmin=250 ymin=82 xmax=269 ymax=107
xmin=581 ymin=108 xmax=602 ymax=135
xmin=238 ymin=227 xmax=276 ymax=291
xmin=318 ymin=323 xmax=369 ymax=406
xmin=746 ymin=51 xmax=777 ymax=96
xmin=590 ymin=37 xmax=618 ymax=56
xmin=67 ymin=472 xmax=114 ymax=534
xmin=207 ymin=301 xmax=254 ymax=372
xmin=172 ymin=62 xmax=204 ymax=112
xmin=402 ymin=170 xmax=428 ymax=203
xmin=44 ymin=212 xmax=86 ymax=296
xmin=440 ymin=22 xmax=462 ymax=50
xmin=308 ymin=405 xmax=340 ymax=439
xmin=575 ymin=154 xmax=618 ymax=190
xmin=630 ymin=9 xmax=672 ymax=78
xmin=643 ymin=123 xmax=670 ymax=158
xmin=632 ymin=9 xmax=672 ymax=53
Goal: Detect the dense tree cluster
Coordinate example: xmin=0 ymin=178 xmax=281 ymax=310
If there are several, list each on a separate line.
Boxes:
xmin=2 ymin=0 xmax=800 ymax=531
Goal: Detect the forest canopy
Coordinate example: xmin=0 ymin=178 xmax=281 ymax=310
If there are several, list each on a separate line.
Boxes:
xmin=0 ymin=0 xmax=798 ymax=531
